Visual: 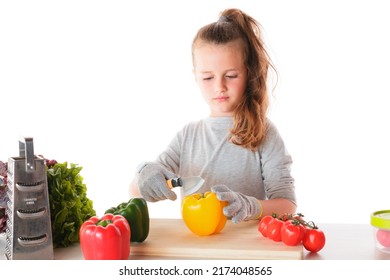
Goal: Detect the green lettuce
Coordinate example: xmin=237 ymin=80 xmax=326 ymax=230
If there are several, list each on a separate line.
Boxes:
xmin=46 ymin=162 xmax=96 ymax=248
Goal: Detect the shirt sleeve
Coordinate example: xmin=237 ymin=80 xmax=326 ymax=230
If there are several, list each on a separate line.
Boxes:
xmin=260 ymin=120 xmax=297 ymax=204
xmin=155 ymin=128 xmax=183 ymax=175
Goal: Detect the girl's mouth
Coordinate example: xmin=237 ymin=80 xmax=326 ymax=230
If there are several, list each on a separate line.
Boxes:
xmin=213 ymin=96 xmax=229 ymax=102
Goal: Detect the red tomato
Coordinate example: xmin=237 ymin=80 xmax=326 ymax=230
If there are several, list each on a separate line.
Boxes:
xmin=258 ymin=215 xmax=274 ymax=238
xmin=281 ymin=220 xmax=305 ymax=246
xmin=303 ymin=228 xmax=326 ymax=253
xmin=266 ymin=218 xmax=285 ymax=242
xmin=376 ymin=229 xmax=390 ymax=248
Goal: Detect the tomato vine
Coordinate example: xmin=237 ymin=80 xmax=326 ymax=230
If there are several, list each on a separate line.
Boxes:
xmin=258 ymin=212 xmax=326 ymax=253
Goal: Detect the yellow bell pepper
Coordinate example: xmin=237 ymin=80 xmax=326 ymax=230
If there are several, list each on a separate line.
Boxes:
xmin=181 ymin=191 xmax=227 ymax=236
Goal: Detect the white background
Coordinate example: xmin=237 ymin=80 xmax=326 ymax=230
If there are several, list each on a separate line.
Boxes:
xmin=1 ymin=0 xmax=389 ymax=225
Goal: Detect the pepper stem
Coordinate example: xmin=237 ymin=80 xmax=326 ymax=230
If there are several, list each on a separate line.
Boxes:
xmin=96 ymin=219 xmax=113 ymax=227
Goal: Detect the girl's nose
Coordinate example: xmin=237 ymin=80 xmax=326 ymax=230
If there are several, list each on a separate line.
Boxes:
xmin=215 ymin=78 xmax=227 ymax=93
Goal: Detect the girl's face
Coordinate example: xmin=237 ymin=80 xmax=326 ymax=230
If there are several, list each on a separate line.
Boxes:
xmin=193 ymin=40 xmax=248 ymax=117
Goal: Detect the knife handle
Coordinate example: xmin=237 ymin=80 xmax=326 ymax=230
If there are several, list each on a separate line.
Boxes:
xmin=166 ymin=177 xmax=183 ymax=189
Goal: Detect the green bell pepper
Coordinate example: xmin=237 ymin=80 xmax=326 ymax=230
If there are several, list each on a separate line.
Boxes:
xmin=105 ymin=197 xmax=149 ymax=243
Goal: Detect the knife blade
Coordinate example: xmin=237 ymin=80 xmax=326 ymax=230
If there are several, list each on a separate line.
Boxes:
xmin=166 ymin=176 xmax=205 ymax=196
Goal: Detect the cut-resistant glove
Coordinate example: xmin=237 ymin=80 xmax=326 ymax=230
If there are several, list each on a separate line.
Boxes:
xmin=136 ymin=162 xmax=177 ymax=202
xmin=211 ymin=185 xmax=262 ymax=224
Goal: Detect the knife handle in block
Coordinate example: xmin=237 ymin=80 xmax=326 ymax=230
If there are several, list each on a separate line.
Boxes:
xmin=166 ymin=178 xmax=183 ymax=189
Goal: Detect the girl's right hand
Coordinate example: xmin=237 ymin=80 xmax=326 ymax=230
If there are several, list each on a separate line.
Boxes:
xmin=136 ymin=162 xmax=177 ymax=202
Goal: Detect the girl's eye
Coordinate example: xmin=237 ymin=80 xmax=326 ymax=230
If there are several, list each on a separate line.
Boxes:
xmin=203 ymin=77 xmax=213 ymax=81
xmin=226 ymin=75 xmax=238 ymax=79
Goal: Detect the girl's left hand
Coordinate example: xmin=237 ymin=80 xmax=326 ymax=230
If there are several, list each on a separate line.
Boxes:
xmin=211 ymin=185 xmax=262 ymax=224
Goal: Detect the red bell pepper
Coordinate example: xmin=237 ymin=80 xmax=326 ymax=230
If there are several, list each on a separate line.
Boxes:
xmin=80 ymin=213 xmax=131 ymax=260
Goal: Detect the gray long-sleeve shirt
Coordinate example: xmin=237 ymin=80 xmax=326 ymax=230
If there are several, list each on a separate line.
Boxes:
xmin=155 ymin=117 xmax=296 ymax=204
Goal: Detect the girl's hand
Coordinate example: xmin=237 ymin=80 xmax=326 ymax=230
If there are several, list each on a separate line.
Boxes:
xmin=211 ymin=185 xmax=262 ymax=224
xmin=136 ymin=162 xmax=177 ymax=202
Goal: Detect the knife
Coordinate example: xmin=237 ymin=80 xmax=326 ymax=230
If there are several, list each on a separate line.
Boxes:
xmin=166 ymin=176 xmax=205 ymax=196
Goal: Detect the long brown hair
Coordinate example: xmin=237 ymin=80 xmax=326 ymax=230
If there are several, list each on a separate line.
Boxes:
xmin=192 ymin=8 xmax=276 ymax=151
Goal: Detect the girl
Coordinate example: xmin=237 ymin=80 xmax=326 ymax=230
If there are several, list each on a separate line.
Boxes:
xmin=130 ymin=8 xmax=296 ymax=223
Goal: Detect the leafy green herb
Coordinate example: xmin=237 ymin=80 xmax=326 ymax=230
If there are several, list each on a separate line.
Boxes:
xmin=46 ymin=161 xmax=96 ymax=248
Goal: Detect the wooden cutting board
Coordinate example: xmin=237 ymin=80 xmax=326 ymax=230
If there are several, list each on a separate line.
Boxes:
xmin=130 ymin=218 xmax=303 ymax=260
